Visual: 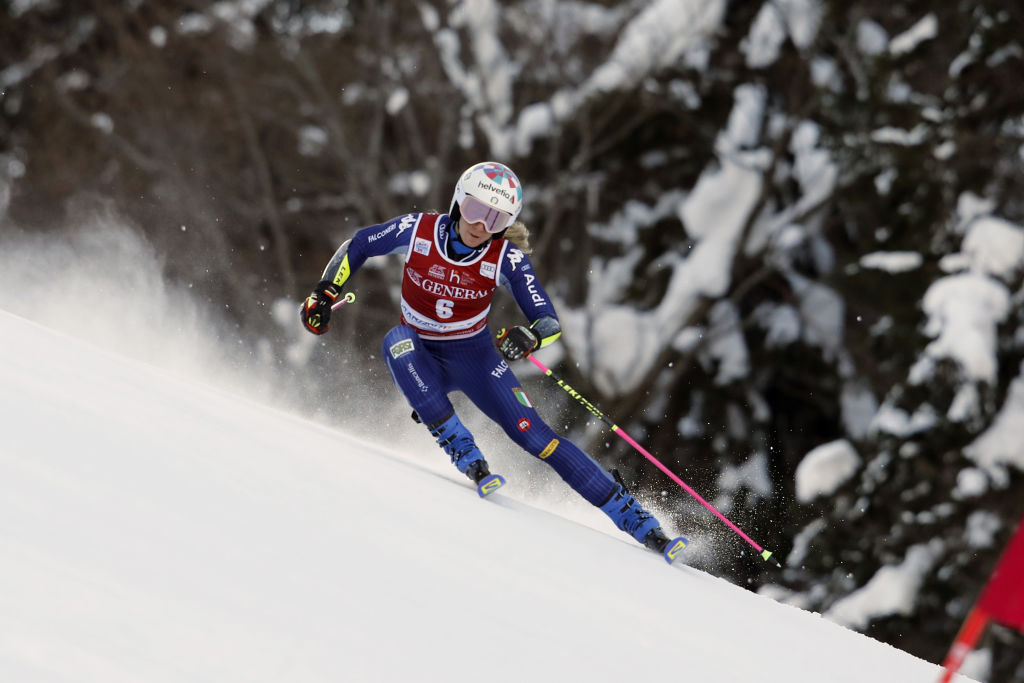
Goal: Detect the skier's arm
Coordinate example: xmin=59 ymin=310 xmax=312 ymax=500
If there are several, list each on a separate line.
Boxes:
xmin=301 ymin=214 xmax=419 ymax=334
xmin=496 ymin=247 xmax=562 ymax=360
xmin=321 ymin=214 xmax=419 ymax=289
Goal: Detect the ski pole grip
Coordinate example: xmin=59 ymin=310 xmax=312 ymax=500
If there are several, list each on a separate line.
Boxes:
xmin=331 ymin=292 xmax=357 ymax=310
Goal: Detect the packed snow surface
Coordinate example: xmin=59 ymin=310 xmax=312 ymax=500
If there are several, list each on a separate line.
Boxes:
xmin=0 ymin=309 xmax=976 ymax=682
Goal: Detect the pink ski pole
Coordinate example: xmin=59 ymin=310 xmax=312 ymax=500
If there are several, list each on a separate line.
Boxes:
xmin=527 ymin=353 xmax=782 ymax=568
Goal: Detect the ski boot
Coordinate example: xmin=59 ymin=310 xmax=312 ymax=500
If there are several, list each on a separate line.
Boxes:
xmin=644 ymin=527 xmax=689 ymax=564
xmin=466 ymin=460 xmax=505 ymax=498
xmin=644 ymin=527 xmax=671 ymax=553
xmin=600 ymin=472 xmax=688 ymax=564
xmin=424 ymin=411 xmax=506 ymax=497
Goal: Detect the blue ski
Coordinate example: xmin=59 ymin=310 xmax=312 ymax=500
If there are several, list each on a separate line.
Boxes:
xmin=662 ymin=536 xmax=689 ymax=564
xmin=477 ymin=473 xmax=506 ymax=497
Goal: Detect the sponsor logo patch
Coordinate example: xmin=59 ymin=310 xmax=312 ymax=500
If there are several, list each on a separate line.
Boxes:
xmin=517 ymin=418 xmax=531 ymax=431
xmin=476 ymin=179 xmax=515 ymax=201
xmin=367 ymin=224 xmax=397 ymax=242
xmin=539 ymin=438 xmax=559 ymax=459
xmin=428 ymin=264 xmax=446 ymax=280
xmin=480 ymin=261 xmax=497 ymax=279
xmin=414 ymin=237 xmax=431 ymax=255
xmin=506 ymin=248 xmax=524 ymax=270
xmin=407 ymin=362 xmax=429 ymax=392
xmin=420 ymin=280 xmax=488 ymax=300
xmin=389 ymin=339 xmax=415 ymax=359
xmin=524 ymin=273 xmax=546 ymax=306
xmin=397 ymin=214 xmax=417 ymax=236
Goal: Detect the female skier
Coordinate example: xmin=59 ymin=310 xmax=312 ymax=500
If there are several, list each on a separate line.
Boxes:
xmin=300 ymin=161 xmax=676 ymax=555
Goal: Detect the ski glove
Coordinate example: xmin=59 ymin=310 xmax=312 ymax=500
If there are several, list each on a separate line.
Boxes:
xmin=300 ymin=282 xmax=341 ymax=335
xmin=496 ymin=325 xmax=539 ymax=361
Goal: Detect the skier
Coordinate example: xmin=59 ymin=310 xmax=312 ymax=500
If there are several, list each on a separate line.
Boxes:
xmin=300 ymin=161 xmax=674 ymax=554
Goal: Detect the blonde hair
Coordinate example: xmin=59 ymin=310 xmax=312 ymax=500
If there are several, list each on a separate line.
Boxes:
xmin=504 ymin=221 xmax=532 ymax=254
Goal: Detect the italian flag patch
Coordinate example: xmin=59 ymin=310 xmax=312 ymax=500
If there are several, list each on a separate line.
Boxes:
xmin=513 ymin=388 xmax=532 ymax=408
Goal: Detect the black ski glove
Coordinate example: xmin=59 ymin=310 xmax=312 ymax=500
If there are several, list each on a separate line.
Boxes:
xmin=496 ymin=325 xmax=539 ymax=361
xmin=300 ymin=282 xmax=341 ymax=335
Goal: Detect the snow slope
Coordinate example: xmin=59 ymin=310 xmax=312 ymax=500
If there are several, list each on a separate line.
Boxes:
xmin=0 ymin=309 xmax=974 ymax=683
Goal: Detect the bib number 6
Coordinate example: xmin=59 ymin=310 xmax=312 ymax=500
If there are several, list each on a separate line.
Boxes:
xmin=435 ymin=299 xmax=455 ymax=319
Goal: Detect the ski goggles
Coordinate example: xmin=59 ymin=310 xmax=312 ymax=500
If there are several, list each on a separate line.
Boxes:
xmin=459 ymin=194 xmax=512 ymax=233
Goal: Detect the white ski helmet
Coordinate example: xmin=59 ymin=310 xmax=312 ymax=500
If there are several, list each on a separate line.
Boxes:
xmin=449 ymin=161 xmax=523 ymax=233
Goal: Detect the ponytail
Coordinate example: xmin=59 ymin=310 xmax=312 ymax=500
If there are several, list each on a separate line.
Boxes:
xmin=503 ymin=221 xmax=533 ymax=254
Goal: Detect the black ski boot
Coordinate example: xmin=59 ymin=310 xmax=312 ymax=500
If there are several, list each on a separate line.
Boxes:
xmin=465 ymin=459 xmax=492 ymax=485
xmin=643 ymin=527 xmax=671 ymax=553
xmin=465 ymin=458 xmax=505 ymax=497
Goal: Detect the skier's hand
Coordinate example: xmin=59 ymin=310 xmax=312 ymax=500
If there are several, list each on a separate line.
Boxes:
xmin=496 ymin=325 xmax=539 ymax=361
xmin=300 ymin=282 xmax=341 ymax=335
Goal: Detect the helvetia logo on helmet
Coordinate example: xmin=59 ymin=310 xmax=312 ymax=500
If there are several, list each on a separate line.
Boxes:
xmin=476 ymin=180 xmax=515 ymax=203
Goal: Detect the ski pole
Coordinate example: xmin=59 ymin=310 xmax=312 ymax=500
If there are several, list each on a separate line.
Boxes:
xmin=331 ymin=292 xmax=357 ymax=310
xmin=526 ymin=353 xmax=782 ymax=568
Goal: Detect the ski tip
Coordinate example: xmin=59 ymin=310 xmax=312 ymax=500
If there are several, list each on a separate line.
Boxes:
xmin=477 ymin=473 xmax=506 ymax=498
xmin=663 ymin=536 xmax=689 ymax=564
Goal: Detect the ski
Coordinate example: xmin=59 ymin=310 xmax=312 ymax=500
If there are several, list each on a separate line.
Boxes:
xmin=476 ymin=473 xmax=506 ymax=498
xmin=661 ymin=536 xmax=689 ymax=565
